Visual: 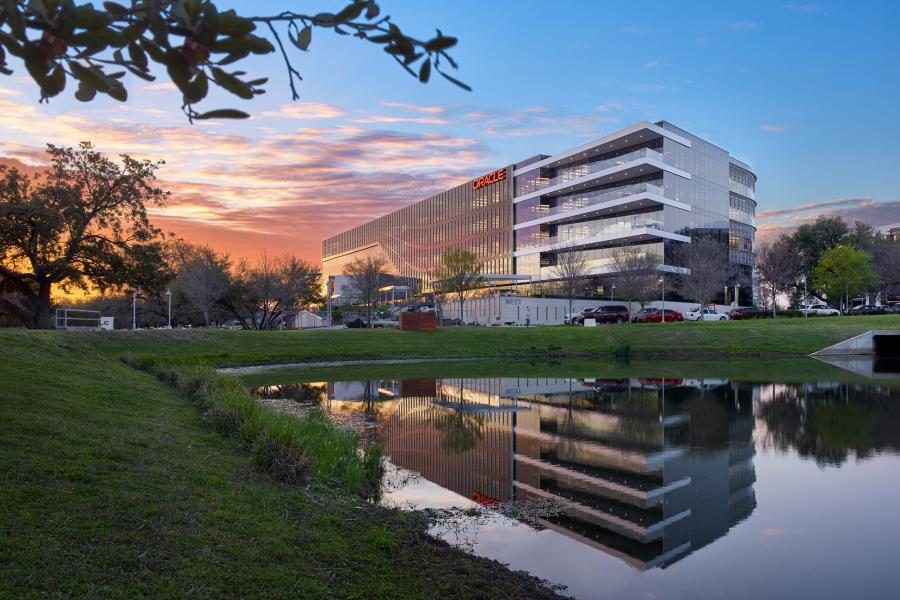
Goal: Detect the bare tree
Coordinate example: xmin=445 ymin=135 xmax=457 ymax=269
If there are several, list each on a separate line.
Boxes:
xmin=552 ymin=251 xmax=589 ymax=317
xmin=430 ymin=276 xmax=448 ymax=327
xmin=344 ymin=256 xmax=388 ymax=328
xmin=220 ymin=253 xmax=320 ymax=329
xmin=756 ymin=235 xmax=803 ymax=317
xmin=871 ymin=238 xmax=900 ymax=304
xmin=610 ymin=249 xmax=661 ymax=315
xmin=178 ymin=245 xmax=231 ymax=327
xmin=673 ymin=239 xmax=733 ymax=308
xmin=433 ymin=250 xmax=484 ymax=324
xmin=274 ymin=255 xmax=322 ymax=327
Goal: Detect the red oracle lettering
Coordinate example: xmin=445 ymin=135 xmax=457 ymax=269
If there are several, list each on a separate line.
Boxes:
xmin=472 ymin=168 xmax=507 ymax=190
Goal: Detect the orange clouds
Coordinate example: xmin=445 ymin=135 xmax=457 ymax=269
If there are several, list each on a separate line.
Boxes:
xmin=0 ymin=95 xmax=491 ymax=262
xmin=755 ymin=196 xmax=900 ymax=241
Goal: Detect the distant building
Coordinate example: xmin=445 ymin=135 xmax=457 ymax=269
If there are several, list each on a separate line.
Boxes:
xmin=323 ymin=121 xmax=757 ymax=306
xmin=877 ymin=222 xmax=900 ymax=242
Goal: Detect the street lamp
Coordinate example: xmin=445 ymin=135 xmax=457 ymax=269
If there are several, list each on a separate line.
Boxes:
xmin=166 ymin=289 xmax=172 ymax=329
xmin=735 ymin=283 xmax=741 ymax=308
xmin=658 ymin=274 xmax=666 ymax=325
xmin=132 ymin=289 xmax=138 ymax=330
xmin=611 ymin=282 xmax=616 ymax=303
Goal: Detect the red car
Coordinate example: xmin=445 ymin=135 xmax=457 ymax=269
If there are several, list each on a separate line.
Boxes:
xmin=632 ymin=308 xmax=684 ymax=323
xmin=576 ymin=305 xmax=630 ymax=325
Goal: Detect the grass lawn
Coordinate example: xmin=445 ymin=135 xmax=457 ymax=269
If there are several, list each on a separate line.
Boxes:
xmin=1 ymin=316 xmax=896 ymax=597
xmin=66 ymin=314 xmax=900 ymax=367
xmin=0 ymin=332 xmax=560 ymax=598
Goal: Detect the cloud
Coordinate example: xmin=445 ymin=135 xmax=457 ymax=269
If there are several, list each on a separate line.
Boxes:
xmin=261 ymin=102 xmax=347 ymax=120
xmin=350 ymin=114 xmax=448 ymax=125
xmin=757 ymin=197 xmax=873 ymax=219
xmin=380 ymin=101 xmax=450 ymax=115
xmin=728 ymin=20 xmax=761 ymax=31
xmin=0 ymin=95 xmax=489 ymax=261
xmin=645 ymin=60 xmax=659 ymax=69
xmin=596 ymin=103 xmax=625 ymax=112
xmin=477 ymin=107 xmax=608 ymax=138
xmin=756 ymin=197 xmax=900 ymax=240
xmin=760 ymin=124 xmax=785 ymax=132
xmin=141 ymin=81 xmax=178 ymax=92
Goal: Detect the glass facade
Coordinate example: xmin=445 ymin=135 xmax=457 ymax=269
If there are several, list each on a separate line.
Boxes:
xmin=322 ymin=167 xmax=513 ymax=290
xmin=514 ymin=176 xmax=664 ymax=225
xmin=322 ymin=121 xmax=757 ymax=304
xmin=516 ymin=208 xmax=664 ymax=250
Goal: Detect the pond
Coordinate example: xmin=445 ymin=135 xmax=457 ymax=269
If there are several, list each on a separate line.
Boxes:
xmin=244 ymin=360 xmax=900 ymax=600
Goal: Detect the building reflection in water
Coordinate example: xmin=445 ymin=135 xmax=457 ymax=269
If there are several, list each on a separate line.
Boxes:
xmin=249 ymin=376 xmax=900 ymax=571
xmin=295 ymin=376 xmax=759 ymax=570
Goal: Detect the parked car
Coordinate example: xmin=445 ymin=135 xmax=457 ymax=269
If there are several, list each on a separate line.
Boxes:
xmin=848 ymin=304 xmax=888 ymax=315
xmin=799 ymin=304 xmax=840 ymax=316
xmin=344 ymin=317 xmax=368 ymax=328
xmin=632 ymin=308 xmax=684 ymax=323
xmin=565 ymin=306 xmax=598 ymax=325
xmin=685 ymin=306 xmax=729 ymax=321
xmin=729 ymin=306 xmax=768 ymax=320
xmin=577 ymin=305 xmax=630 ymax=325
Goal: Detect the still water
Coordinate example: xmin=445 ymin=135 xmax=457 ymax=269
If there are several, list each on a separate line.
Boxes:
xmin=249 ymin=365 xmax=900 ymax=600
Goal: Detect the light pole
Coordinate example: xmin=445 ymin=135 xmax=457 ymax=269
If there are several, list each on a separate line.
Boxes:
xmin=166 ymin=289 xmax=172 ymax=329
xmin=611 ymin=282 xmax=616 ymax=303
xmin=804 ymin=277 xmax=808 ymax=318
xmin=735 ymin=283 xmax=741 ymax=308
xmin=659 ymin=274 xmax=666 ymax=325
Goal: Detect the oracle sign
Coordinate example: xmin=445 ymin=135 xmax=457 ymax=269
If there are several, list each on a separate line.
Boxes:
xmin=472 ymin=168 xmax=507 ymax=190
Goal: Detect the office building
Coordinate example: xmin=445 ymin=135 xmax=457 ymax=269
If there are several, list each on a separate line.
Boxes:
xmin=323 ymin=121 xmax=757 ymax=305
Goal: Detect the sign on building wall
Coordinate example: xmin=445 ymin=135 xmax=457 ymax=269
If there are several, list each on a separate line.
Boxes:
xmin=472 ymin=168 xmax=507 ymax=190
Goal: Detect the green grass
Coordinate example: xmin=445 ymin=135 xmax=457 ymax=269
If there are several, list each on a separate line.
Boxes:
xmin=124 ymin=357 xmax=383 ymax=496
xmin=0 ymin=332 xmax=560 ymax=598
xmin=1 ymin=316 xmax=896 ymax=596
xmin=60 ymin=314 xmax=900 ymax=367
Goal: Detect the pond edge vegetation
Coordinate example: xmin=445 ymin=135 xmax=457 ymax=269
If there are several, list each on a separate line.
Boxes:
xmin=122 ymin=354 xmax=384 ymax=498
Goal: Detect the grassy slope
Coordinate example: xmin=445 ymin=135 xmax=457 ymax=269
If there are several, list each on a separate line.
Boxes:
xmin=67 ymin=314 xmax=900 ymax=367
xmin=0 ymin=333 xmax=558 ymax=598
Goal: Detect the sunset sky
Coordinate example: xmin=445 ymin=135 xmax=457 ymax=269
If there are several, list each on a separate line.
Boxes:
xmin=1 ymin=0 xmax=899 ymax=262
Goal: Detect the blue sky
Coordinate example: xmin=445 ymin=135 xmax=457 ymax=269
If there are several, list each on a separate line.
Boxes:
xmin=1 ymin=0 xmax=897 ymax=258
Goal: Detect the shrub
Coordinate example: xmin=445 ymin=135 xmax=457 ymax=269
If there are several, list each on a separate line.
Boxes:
xmin=123 ymin=357 xmax=384 ymax=497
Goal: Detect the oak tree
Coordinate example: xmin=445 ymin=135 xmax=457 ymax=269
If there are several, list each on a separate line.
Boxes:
xmin=0 ymin=142 xmax=169 ymax=328
xmin=0 ymin=0 xmax=467 ymax=121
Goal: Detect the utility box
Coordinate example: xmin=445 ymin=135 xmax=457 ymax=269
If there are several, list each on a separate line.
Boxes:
xmin=100 ymin=317 xmax=114 ymax=331
xmin=400 ymin=312 xmax=436 ymax=331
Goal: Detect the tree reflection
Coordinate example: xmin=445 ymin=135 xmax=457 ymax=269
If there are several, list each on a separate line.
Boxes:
xmin=757 ymin=384 xmax=900 ymax=466
xmin=428 ymin=408 xmax=485 ymax=454
xmin=252 ymin=383 xmax=324 ymax=403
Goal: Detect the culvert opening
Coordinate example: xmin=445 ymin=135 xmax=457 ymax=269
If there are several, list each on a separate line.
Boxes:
xmin=873 ymin=334 xmax=900 ymax=358
xmin=874 ymin=334 xmax=900 ymax=374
